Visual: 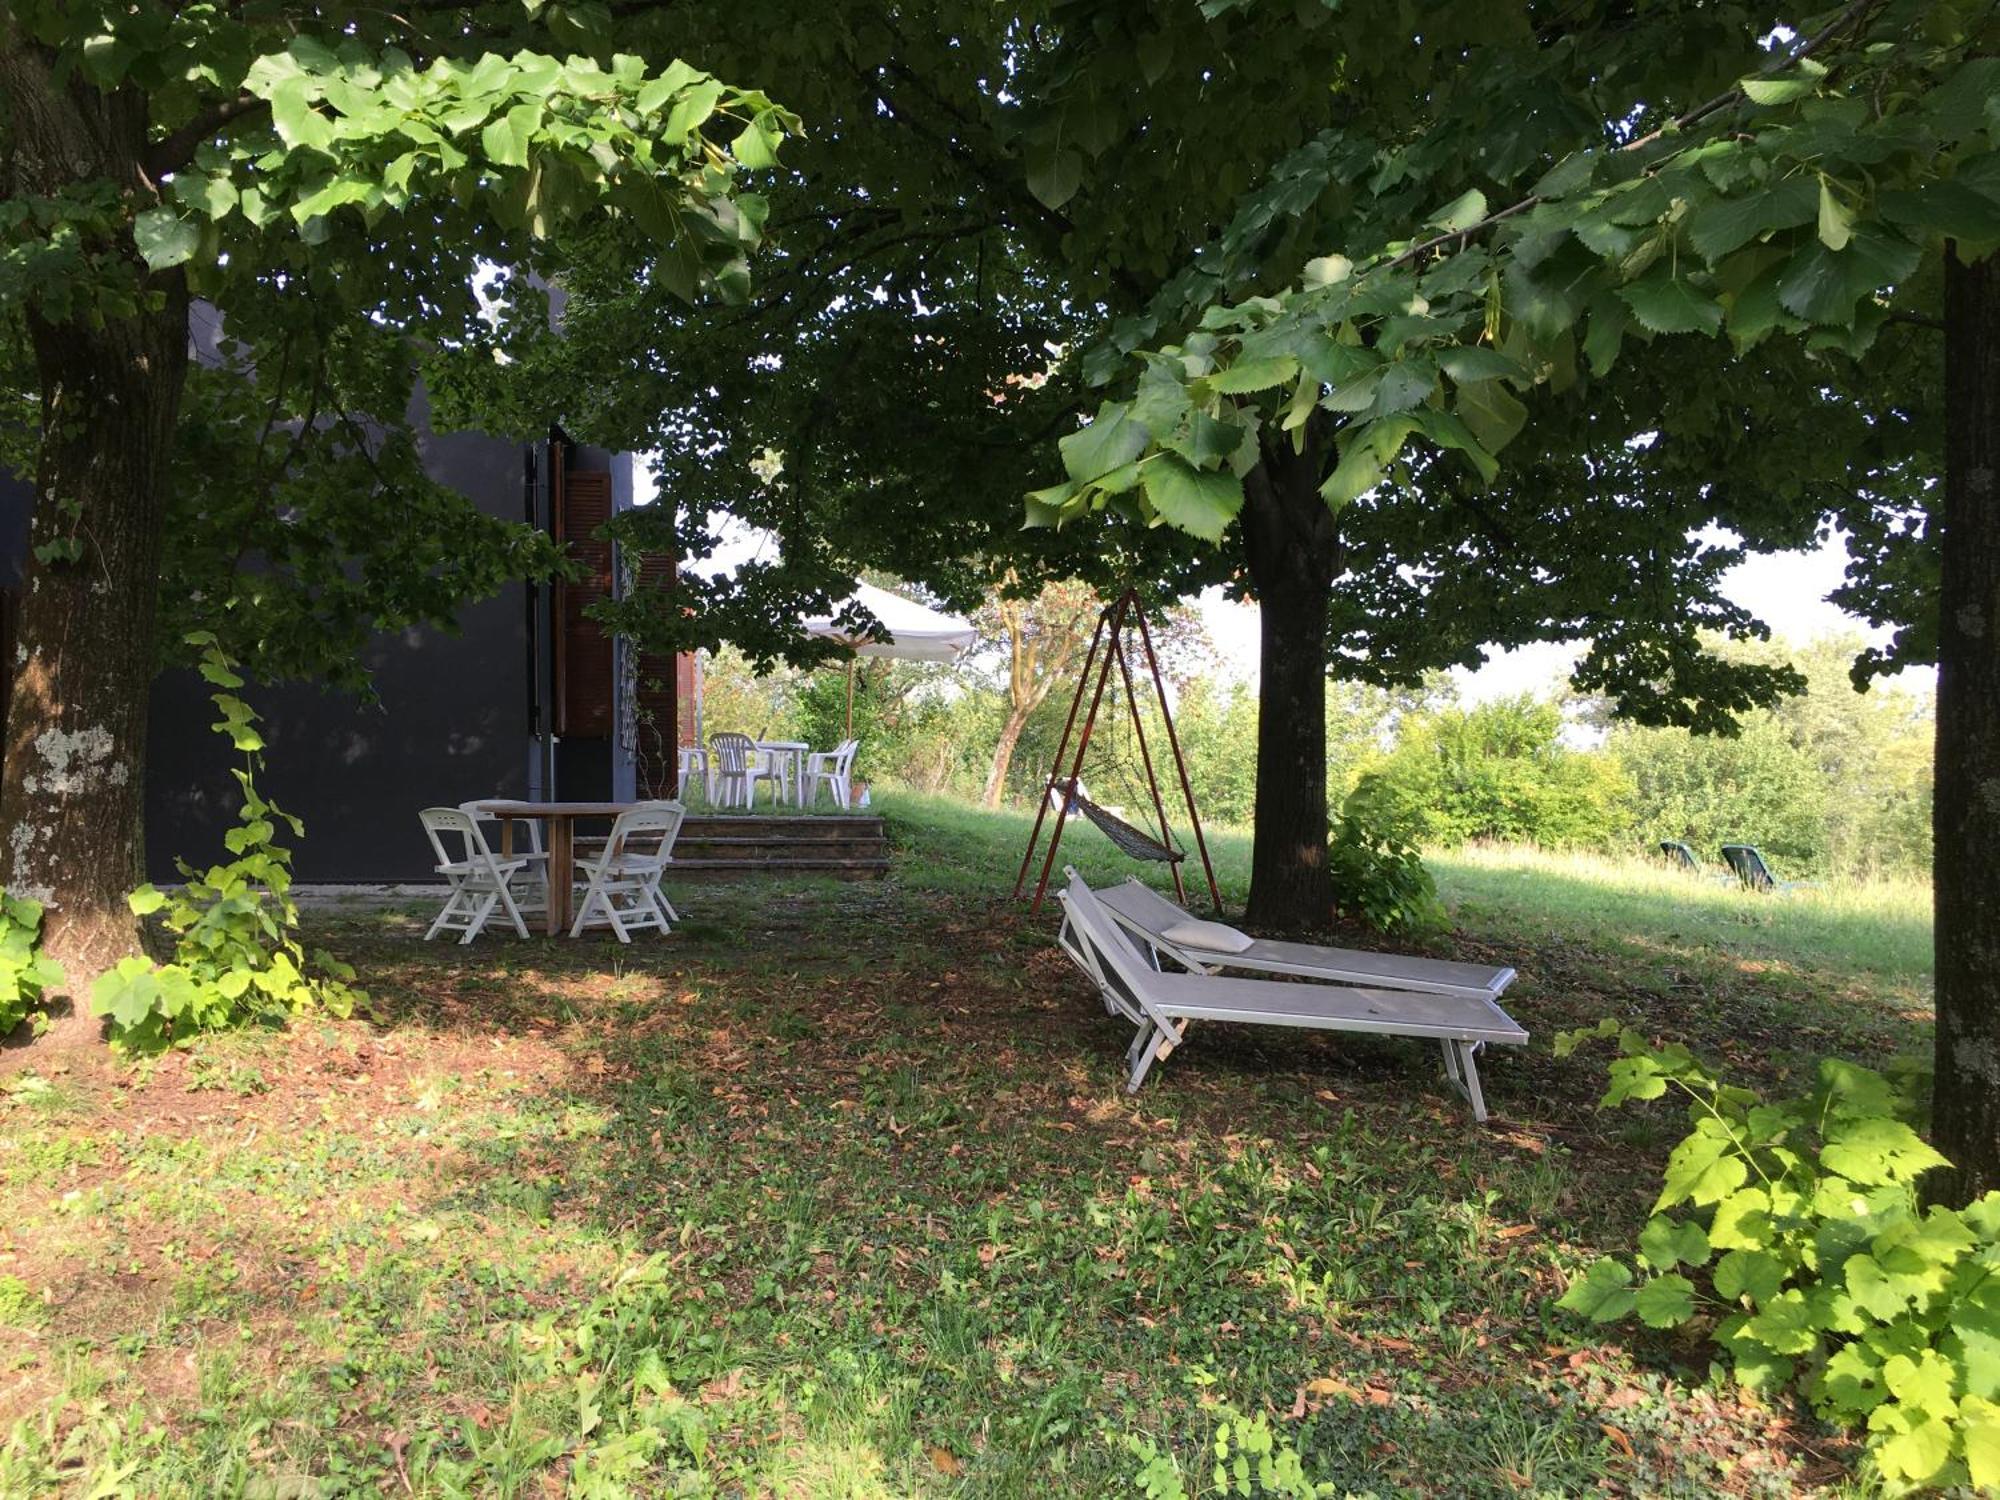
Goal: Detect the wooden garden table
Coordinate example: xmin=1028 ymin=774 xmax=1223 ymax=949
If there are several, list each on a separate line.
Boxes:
xmin=469 ymin=800 xmax=635 ymax=937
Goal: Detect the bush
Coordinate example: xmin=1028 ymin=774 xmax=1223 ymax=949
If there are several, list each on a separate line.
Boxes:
xmin=89 ymin=636 xmax=360 ymax=1050
xmin=1352 ymin=697 xmax=1630 ymax=851
xmin=0 ymin=895 xmax=63 ymax=1039
xmin=1327 ymin=796 xmax=1442 ymax=934
xmin=1556 ymin=1022 xmax=2000 ymax=1494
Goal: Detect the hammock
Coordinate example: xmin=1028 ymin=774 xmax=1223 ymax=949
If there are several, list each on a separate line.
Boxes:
xmin=1073 ymin=792 xmax=1183 ymax=864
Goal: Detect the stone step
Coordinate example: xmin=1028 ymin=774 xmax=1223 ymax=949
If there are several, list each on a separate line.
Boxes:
xmin=661 ymin=856 xmax=890 ymax=880
xmin=679 ymin=816 xmax=885 ymax=842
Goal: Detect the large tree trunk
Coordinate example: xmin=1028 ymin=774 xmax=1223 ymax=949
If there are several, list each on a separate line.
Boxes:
xmin=1930 ymin=244 xmax=2000 ymax=1201
xmin=983 ymin=702 xmax=1035 ymax=808
xmin=0 ymin=43 xmax=188 ymax=1044
xmin=1241 ymin=430 xmax=1340 ymax=931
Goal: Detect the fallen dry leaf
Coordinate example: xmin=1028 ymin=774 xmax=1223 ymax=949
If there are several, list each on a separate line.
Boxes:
xmin=928 ymin=1445 xmax=962 ymax=1476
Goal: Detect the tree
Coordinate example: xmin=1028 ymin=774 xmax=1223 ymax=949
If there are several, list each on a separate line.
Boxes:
xmin=0 ymin=2 xmax=791 ymax=1031
xmin=463 ymin=0 xmax=1938 ymax=936
xmin=1026 ymin=2 xmax=1990 ymax=1187
xmin=976 ymin=577 xmax=1100 ymax=808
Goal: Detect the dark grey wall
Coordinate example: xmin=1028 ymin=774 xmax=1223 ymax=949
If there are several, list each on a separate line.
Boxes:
xmin=144 ymin=422 xmax=535 ymax=882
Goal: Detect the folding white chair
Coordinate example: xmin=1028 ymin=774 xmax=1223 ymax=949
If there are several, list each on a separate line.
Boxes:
xmin=461 ymin=802 xmax=550 ymax=918
xmin=571 ymin=801 xmax=686 ymax=942
xmin=419 ymin=807 xmax=531 ymax=943
xmin=804 ymin=738 xmax=859 ymax=808
xmin=709 ymin=733 xmax=775 ymax=811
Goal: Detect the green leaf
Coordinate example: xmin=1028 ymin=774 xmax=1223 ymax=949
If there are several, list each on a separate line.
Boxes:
xmin=1817 ymin=179 xmax=1854 ymax=252
xmin=1060 ymin=404 xmax=1149 ymax=485
xmin=1962 ymin=1397 xmax=2000 ymax=1492
xmin=482 ymin=111 xmax=532 ymax=168
xmin=1713 ymin=1248 xmax=1782 ymax=1304
xmin=1303 ymin=254 xmax=1353 ymax=286
xmin=1879 ymin=180 xmax=2000 ymax=242
xmin=733 ymin=111 xmax=784 ymax=170
xmin=1822 ymin=1343 xmax=1888 ymax=1415
xmin=1557 ymin=1258 xmax=1637 ymax=1323
xmin=1776 ymin=226 xmax=1923 ymax=326
xmin=1639 ymin=1216 xmax=1710 ymax=1271
xmin=1454 ymin=378 xmax=1527 ymax=455
xmin=1209 ymin=357 xmax=1299 ymax=395
xmin=1140 ymin=456 xmax=1241 ymax=542
xmin=1686 ymin=178 xmax=1817 ymax=263
xmin=1872 ymin=1410 xmax=1953 ymax=1486
xmin=1634 ymin=1273 xmax=1696 ymax=1328
xmin=1821 ymin=1117 xmax=1949 ymax=1186
xmin=1427 ymin=188 xmax=1488 ymax=233
xmin=1657 ymin=1129 xmax=1748 ymax=1209
xmin=127 ymin=886 xmax=168 ymax=917
xmin=1026 ymin=146 xmax=1083 ymax=211
xmin=268 ymin=77 xmax=334 ymax=153
xmin=1740 ymin=74 xmax=1817 ymax=105
xmin=1436 ymin=347 xmax=1524 ymax=385
xmin=1617 ymin=274 xmax=1723 ymax=336
xmin=1709 ymin=1188 xmax=1773 ymax=1251
xmin=133 ymin=209 xmax=201 ymax=272
xmin=1741 ymin=1288 xmax=1819 ymax=1355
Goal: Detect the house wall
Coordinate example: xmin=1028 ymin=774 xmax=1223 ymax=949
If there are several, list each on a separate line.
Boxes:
xmin=144 ymin=420 xmax=536 ymax=883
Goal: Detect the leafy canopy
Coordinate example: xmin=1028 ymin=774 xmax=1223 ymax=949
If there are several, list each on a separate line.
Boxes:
xmin=1 ymin=1 xmax=795 ymax=687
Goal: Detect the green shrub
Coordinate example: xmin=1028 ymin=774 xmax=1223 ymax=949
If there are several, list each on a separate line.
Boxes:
xmin=1127 ymin=1403 xmax=1330 ymax=1499
xmin=0 ymin=894 xmax=63 ymax=1039
xmin=1555 ymin=1021 xmax=2000 ymax=1494
xmin=1327 ymin=803 xmax=1442 ymax=934
xmin=89 ymin=635 xmax=360 ymax=1050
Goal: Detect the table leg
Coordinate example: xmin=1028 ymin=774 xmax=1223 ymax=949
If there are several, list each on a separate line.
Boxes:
xmin=547 ymin=817 xmax=572 ymax=937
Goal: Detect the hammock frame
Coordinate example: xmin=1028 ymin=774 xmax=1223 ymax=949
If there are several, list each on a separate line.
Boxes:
xmin=1013 ymin=589 xmax=1223 ymax=915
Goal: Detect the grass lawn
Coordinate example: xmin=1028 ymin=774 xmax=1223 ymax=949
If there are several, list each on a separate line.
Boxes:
xmin=0 ymin=792 xmax=1932 ymax=1497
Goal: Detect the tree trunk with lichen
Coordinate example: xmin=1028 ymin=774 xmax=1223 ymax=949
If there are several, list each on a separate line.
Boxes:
xmin=0 ymin=38 xmax=189 ymax=1043
xmin=1930 ymin=243 xmax=2000 ymax=1202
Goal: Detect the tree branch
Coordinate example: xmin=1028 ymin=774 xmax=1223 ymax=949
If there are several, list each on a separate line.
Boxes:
xmin=147 ymin=94 xmax=269 ymax=177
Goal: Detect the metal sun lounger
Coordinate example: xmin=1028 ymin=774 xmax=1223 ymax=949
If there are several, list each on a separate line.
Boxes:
xmin=1091 ymin=874 xmax=1517 ymax=1001
xmin=1055 ymin=872 xmax=1527 ymax=1122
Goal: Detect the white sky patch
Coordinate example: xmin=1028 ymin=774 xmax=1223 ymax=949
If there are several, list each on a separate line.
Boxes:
xmin=1197 ymin=531 xmax=1928 ymax=700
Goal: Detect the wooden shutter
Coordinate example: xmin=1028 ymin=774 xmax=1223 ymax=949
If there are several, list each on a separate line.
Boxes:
xmin=555 ymin=469 xmax=614 ymax=738
xmin=632 ymin=552 xmax=679 ymax=797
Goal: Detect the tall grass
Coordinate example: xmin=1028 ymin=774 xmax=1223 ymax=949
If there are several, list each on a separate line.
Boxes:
xmin=872 ymin=786 xmax=1934 ymax=993
xmin=1431 ymin=842 xmax=1933 ymax=989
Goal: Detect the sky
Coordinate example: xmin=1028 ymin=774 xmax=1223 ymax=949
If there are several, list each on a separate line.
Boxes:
xmin=1194 ymin=533 xmax=1919 ymax=701
xmin=673 ymin=484 xmax=1915 ymax=703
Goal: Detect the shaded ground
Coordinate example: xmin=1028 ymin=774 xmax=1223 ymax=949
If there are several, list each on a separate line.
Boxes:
xmin=0 ymin=806 xmax=1930 ymax=1497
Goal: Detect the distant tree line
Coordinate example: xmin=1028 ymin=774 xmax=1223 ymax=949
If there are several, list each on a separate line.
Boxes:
xmin=699 ymin=629 xmax=1932 ymax=881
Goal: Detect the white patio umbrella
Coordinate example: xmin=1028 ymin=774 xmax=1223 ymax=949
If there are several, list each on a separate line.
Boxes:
xmin=803 ymin=581 xmax=978 ymax=734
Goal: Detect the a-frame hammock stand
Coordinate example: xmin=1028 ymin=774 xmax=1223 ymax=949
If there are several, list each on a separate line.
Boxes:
xmin=1012 ymin=589 xmax=1223 ymax=915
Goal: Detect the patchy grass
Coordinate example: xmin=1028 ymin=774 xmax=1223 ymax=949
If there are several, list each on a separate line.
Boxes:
xmin=0 ymin=793 xmax=1932 ymax=1497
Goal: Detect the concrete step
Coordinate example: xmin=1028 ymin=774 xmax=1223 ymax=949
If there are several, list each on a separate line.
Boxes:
xmin=679 ymin=815 xmax=885 ymax=843
xmin=662 ymin=855 xmax=890 ymax=880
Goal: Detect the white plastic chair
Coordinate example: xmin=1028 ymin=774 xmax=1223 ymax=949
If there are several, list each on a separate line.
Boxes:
xmin=678 ymin=746 xmax=715 ymax=805
xmin=419 ymin=807 xmax=531 ymax=943
xmin=709 ymin=733 xmax=776 ymax=811
xmin=570 ymin=801 xmax=686 ymax=942
xmin=462 ymin=802 xmax=550 ymax=917
xmin=804 ymin=738 xmax=860 ymax=808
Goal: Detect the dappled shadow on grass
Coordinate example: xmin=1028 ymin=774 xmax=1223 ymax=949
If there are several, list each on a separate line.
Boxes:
xmin=0 ymin=871 xmax=1898 ymax=1495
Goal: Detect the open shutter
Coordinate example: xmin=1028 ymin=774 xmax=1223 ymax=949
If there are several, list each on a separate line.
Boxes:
xmin=555 ymin=469 xmax=615 ymax=738
xmin=632 ymin=552 xmax=679 ymax=796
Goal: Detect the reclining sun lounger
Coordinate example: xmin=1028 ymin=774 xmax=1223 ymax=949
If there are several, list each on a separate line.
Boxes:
xmin=1091 ymin=875 xmax=1517 ymax=1001
xmin=1055 ymin=871 xmax=1527 ymax=1121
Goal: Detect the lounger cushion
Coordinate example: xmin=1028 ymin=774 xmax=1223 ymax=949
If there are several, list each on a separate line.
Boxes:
xmin=1161 ymin=917 xmax=1256 ymax=954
